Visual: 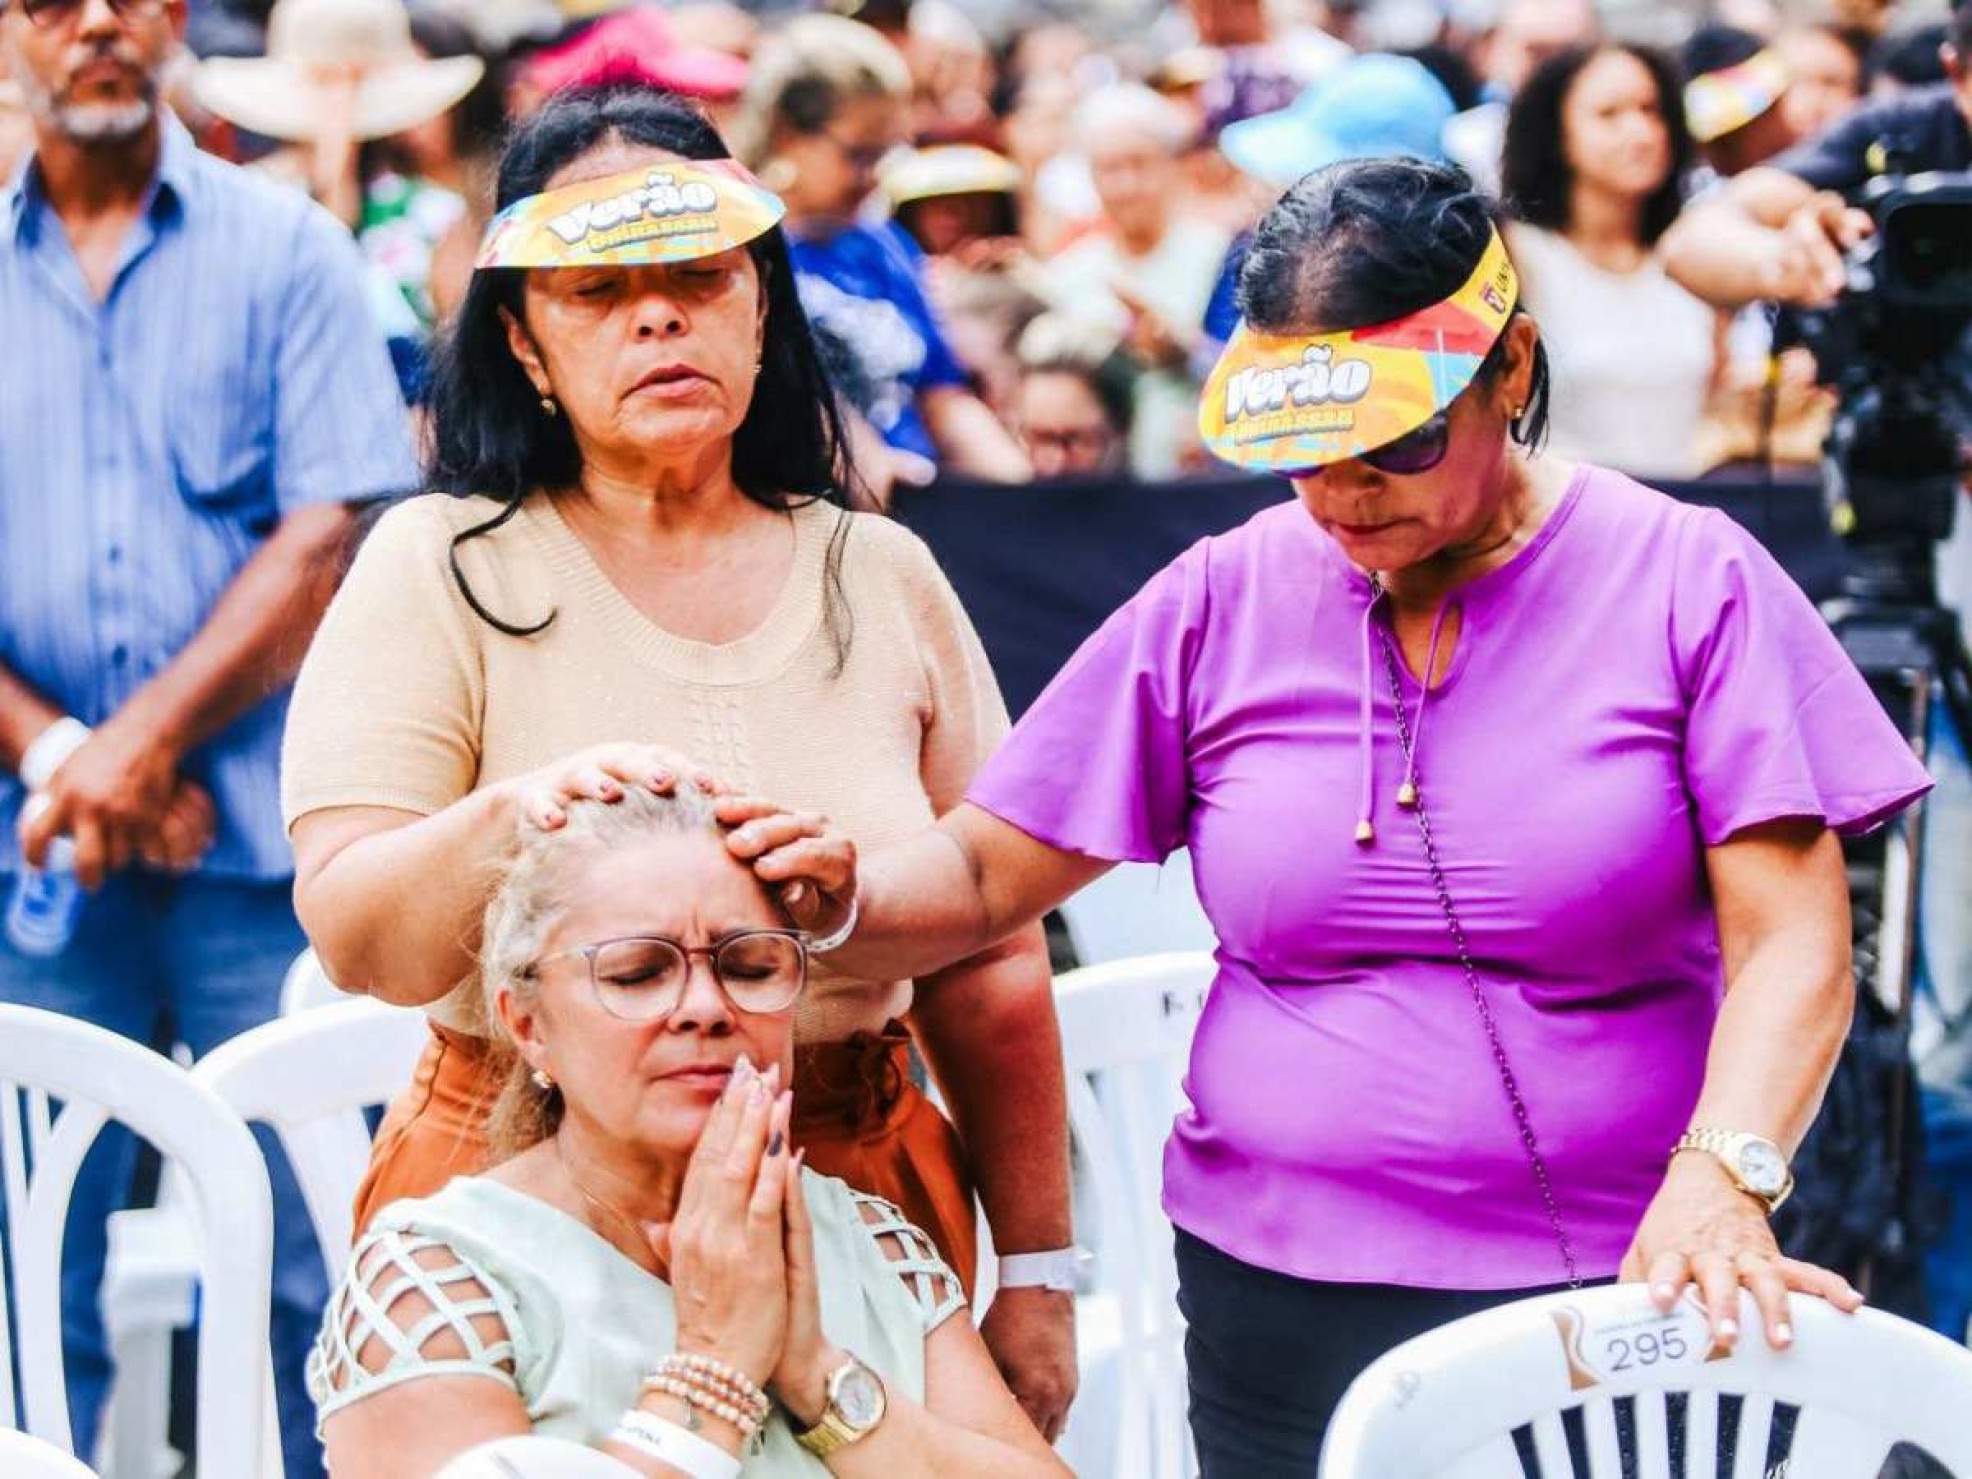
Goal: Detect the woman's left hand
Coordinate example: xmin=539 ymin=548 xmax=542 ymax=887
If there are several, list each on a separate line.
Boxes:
xmin=1620 ymin=1152 xmax=1863 ymax=1351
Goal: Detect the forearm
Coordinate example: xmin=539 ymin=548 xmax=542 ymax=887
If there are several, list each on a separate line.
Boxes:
xmin=0 ymin=663 xmax=62 ymax=775
xmin=832 ymin=808 xmax=1106 ymax=982
xmin=294 ymin=787 xmax=520 ymax=1005
xmin=121 ymin=503 xmax=358 ymax=755
xmin=912 ymin=927 xmax=1071 ymax=1255
xmin=837 ymin=829 xmax=1003 ymax=980
xmin=1660 ymin=171 xmax=1815 ymax=309
xmin=1691 ymin=933 xmax=1853 ymax=1154
xmin=922 ymin=388 xmax=1032 ymax=482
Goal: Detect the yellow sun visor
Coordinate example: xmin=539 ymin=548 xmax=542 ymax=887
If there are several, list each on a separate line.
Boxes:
xmin=476 ymin=159 xmax=787 ymax=270
xmin=1684 ymin=49 xmax=1789 ymax=145
xmin=1199 ymin=228 xmax=1519 ymax=473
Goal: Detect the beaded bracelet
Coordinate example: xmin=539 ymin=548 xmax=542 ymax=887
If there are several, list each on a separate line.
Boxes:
xmin=643 ymin=1373 xmax=763 ymax=1441
xmin=611 ymin=1409 xmax=742 ymax=1479
xmin=648 ymin=1353 xmax=772 ymax=1427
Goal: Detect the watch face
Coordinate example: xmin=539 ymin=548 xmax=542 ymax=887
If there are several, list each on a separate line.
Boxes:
xmin=834 ymin=1364 xmax=884 ymax=1428
xmin=1737 ymin=1141 xmax=1788 ymax=1195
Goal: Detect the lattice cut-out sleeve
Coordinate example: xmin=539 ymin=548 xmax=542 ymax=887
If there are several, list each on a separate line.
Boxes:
xmin=307 ymin=1226 xmax=524 ymax=1425
xmin=850 ymin=1191 xmax=968 ymax=1334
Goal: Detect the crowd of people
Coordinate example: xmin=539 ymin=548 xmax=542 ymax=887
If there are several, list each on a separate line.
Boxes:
xmin=5 ymin=0 xmax=1960 ymax=494
xmin=1 ymin=0 xmax=1969 ymax=1475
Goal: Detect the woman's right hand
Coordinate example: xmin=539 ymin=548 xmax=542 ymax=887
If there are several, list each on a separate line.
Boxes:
xmin=508 ymin=742 xmax=725 ymax=831
xmin=714 ymin=795 xmax=859 ymax=940
xmin=648 ymin=1055 xmax=798 ymax=1385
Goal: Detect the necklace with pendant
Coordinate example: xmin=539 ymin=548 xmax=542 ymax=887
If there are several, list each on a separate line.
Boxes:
xmin=555 ymin=1133 xmax=667 ymax=1277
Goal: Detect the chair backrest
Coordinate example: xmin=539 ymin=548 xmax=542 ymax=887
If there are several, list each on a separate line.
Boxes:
xmin=0 ymin=1427 xmax=100 ymax=1477
xmin=191 ymin=996 xmax=431 ymax=1283
xmin=1320 ymin=1283 xmax=1972 ymax=1479
xmin=0 ymin=1005 xmax=272 ymax=1478
xmin=1054 ymin=952 xmax=1213 ymax=1479
xmin=278 ymin=948 xmax=345 ymax=1016
xmin=1058 ymin=851 xmax=1216 ymax=966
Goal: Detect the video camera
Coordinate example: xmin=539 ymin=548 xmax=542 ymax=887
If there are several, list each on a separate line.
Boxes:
xmin=1781 ymin=171 xmax=1972 ymax=604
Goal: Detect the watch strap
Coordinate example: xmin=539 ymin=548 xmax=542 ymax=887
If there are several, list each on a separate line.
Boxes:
xmin=1672 ymin=1126 xmax=1793 ymax=1211
xmin=793 ymin=1355 xmax=885 ymax=1457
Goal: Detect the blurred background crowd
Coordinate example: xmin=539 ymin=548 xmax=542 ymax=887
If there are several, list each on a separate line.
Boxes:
xmin=2 ymin=0 xmax=1953 ymax=496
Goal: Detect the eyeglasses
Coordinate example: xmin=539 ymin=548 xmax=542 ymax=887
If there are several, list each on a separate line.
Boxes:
xmin=17 ymin=0 xmax=165 ymax=26
xmin=1359 ymin=412 xmax=1452 ymax=476
xmin=527 ymin=929 xmax=809 ymax=1023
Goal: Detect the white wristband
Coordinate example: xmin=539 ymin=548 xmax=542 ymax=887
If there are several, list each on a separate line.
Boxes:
xmin=997 ymin=1247 xmax=1094 ymax=1293
xmin=18 ymin=717 xmax=91 ymax=793
xmin=808 ymin=894 xmax=860 ymax=955
xmin=611 ymin=1409 xmax=742 ymax=1479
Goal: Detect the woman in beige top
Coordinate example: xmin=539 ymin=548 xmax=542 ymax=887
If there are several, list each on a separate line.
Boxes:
xmin=281 ymin=84 xmax=1076 ymax=1437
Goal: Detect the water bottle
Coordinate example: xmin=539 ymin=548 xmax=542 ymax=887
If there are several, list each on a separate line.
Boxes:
xmin=5 ymin=796 xmax=84 ymax=958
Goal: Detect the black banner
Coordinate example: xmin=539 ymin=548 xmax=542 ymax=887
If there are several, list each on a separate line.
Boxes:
xmin=896 ymin=468 xmax=1839 ymax=718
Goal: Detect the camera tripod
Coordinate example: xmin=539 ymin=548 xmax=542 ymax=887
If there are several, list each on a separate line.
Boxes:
xmin=1779 ymin=537 xmax=1972 ymax=1319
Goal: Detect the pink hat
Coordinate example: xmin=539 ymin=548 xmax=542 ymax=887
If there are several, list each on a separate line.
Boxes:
xmin=523 ymin=9 xmax=749 ymax=101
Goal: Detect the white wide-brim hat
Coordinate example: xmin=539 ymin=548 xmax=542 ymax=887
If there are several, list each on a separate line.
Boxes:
xmin=193 ymin=0 xmax=485 ymax=143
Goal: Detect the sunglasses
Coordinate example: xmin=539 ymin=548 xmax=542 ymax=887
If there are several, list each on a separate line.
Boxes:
xmin=17 ymin=0 xmax=164 ymax=24
xmin=1359 ymin=412 xmax=1451 ymax=476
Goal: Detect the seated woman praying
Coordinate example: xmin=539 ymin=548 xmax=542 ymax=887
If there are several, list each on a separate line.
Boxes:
xmin=306 ymin=783 xmax=1066 ymax=1479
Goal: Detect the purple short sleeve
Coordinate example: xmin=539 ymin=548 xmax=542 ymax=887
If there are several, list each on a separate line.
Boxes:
xmin=1672 ymin=507 xmax=1932 ymax=844
xmin=965 ymin=545 xmax=1206 ymax=863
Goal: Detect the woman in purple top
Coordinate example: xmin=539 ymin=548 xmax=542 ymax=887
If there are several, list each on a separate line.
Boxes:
xmin=720 ymin=159 xmax=1932 ymax=1471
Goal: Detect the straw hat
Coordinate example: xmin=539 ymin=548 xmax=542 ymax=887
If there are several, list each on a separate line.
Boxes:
xmin=193 ymin=0 xmax=485 ymax=144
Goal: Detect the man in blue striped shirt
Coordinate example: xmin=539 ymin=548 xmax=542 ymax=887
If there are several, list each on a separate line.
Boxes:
xmin=0 ymin=1 xmax=417 ymax=1471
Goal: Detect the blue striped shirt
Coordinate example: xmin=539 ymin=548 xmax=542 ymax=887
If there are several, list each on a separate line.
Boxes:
xmin=0 ymin=118 xmax=419 ymax=880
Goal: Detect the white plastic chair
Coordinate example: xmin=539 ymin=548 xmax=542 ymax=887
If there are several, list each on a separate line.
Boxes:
xmin=1051 ymin=953 xmax=1212 ymax=1479
xmin=192 ymin=995 xmax=431 ymax=1282
xmin=276 ymin=949 xmax=345 ymax=1017
xmin=1057 ymin=851 xmax=1216 ymax=966
xmin=101 ymin=991 xmax=429 ymax=1476
xmin=0 ymin=1004 xmax=275 ymax=1479
xmin=1320 ymin=1282 xmax=1972 ymax=1478
xmin=0 ymin=1428 xmax=101 ymax=1477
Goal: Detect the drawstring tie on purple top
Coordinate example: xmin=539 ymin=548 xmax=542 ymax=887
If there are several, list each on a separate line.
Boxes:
xmin=1355 ymin=580 xmax=1456 ymax=845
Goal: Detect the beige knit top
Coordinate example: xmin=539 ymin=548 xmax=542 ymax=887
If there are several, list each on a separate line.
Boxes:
xmin=280 ymin=491 xmax=1008 ymax=1040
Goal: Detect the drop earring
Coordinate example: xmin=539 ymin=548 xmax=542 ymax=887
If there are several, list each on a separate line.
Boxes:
xmin=540 ymin=394 xmax=559 ymax=418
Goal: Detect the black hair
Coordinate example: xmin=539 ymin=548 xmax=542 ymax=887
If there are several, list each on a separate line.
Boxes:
xmin=1402 ymin=43 xmax=1485 ymax=114
xmin=1869 ymin=22 xmax=1948 ymax=87
xmin=1952 ymin=0 xmax=1972 ymax=61
xmin=1237 ymin=157 xmax=1550 ymax=452
xmin=1681 ymin=24 xmax=1766 ymax=80
xmin=425 ymin=83 xmax=855 ymax=650
xmin=1019 ymin=350 xmax=1137 ymax=436
xmin=1501 ymin=43 xmax=1693 ymax=247
xmin=1874 ymin=22 xmax=1951 ymax=87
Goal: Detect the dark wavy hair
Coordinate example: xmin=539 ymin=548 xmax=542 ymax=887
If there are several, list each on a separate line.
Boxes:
xmin=1238 ymin=157 xmax=1551 ymax=452
xmin=426 ymin=84 xmax=854 ymax=642
xmin=1501 ymin=44 xmax=1693 ymax=248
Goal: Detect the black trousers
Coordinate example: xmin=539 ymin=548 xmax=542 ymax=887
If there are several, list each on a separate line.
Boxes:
xmin=1176 ymin=1228 xmax=1582 ymax=1478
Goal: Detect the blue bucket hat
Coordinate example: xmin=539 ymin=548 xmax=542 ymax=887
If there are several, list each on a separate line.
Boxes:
xmin=1219 ymin=53 xmax=1456 ymax=189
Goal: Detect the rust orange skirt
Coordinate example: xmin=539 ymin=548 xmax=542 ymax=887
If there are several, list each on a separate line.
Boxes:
xmin=351 ymin=1019 xmax=978 ymax=1293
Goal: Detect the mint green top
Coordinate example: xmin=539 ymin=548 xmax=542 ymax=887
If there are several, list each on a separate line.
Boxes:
xmin=308 ymin=1171 xmax=965 ymax=1471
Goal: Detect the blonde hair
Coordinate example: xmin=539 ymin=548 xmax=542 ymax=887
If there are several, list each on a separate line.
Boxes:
xmin=732 ymin=14 xmax=913 ymax=166
xmin=479 ymin=783 xmax=722 ymax=1156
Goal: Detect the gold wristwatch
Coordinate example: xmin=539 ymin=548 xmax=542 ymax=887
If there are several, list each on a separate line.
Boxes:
xmin=1672 ymin=1126 xmax=1795 ymax=1213
xmin=793 ymin=1353 xmax=887 ymax=1457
